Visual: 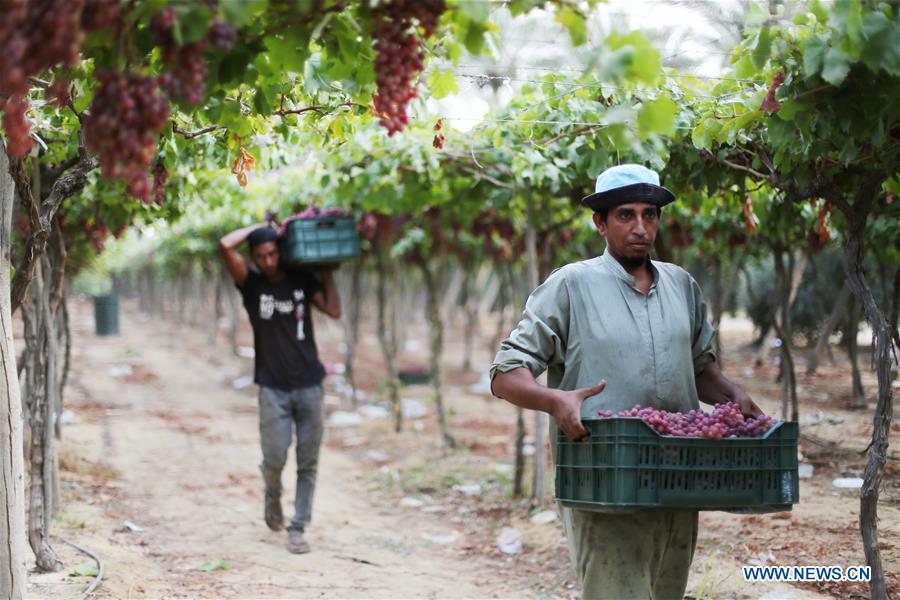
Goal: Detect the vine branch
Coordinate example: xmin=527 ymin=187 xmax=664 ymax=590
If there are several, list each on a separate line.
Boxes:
xmin=172 ymin=123 xmax=222 ymax=139
xmin=719 ymin=157 xmax=772 ymax=182
xmin=9 ymin=151 xmax=98 ymax=314
xmin=460 ymin=165 xmax=515 ymax=189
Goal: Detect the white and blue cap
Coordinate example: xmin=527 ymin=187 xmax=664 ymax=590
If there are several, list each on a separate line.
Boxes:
xmin=581 ymin=164 xmax=675 ymax=211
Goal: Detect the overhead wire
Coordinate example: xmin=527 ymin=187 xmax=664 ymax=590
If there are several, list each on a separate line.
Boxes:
xmin=451 ymin=72 xmax=757 ymax=103
xmin=494 ymin=41 xmax=775 ymax=61
xmin=447 ymin=62 xmax=765 ymax=83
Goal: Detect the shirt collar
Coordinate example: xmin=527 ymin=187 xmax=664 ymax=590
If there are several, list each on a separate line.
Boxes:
xmin=600 ymin=248 xmax=659 ymax=290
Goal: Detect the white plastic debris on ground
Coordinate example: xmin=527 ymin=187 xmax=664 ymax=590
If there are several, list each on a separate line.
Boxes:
xmin=421 ymin=530 xmax=460 ymax=545
xmin=365 ymin=450 xmax=390 ymax=463
xmin=108 ymin=365 xmax=133 ymax=377
xmin=832 ymin=477 xmax=864 ymax=489
xmin=451 ymin=484 xmax=482 ymax=496
xmin=59 ymin=410 xmax=79 ymax=425
xmin=359 ymin=404 xmax=390 ymax=419
xmin=530 ymin=510 xmax=558 ymax=525
xmin=237 ymin=346 xmax=255 ymax=358
xmin=799 ymin=410 xmax=845 ymax=426
xmin=231 ymin=375 xmax=254 ymax=390
xmin=122 ymin=520 xmax=144 ymax=532
xmin=399 ymin=497 xmax=425 ymax=508
xmin=327 ymin=411 xmax=362 ymax=428
xmin=401 ymin=398 xmax=428 ymax=420
xmin=798 ymin=464 xmax=814 ymax=479
xmin=497 ymin=527 xmax=523 ymax=554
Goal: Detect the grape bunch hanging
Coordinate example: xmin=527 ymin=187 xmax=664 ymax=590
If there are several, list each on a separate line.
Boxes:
xmin=1 ymin=0 xmax=84 ymax=157
xmin=597 ymin=402 xmax=778 ymax=439
xmin=83 ymin=70 xmax=170 ymax=203
xmin=152 ymin=8 xmax=236 ymax=105
xmin=0 ymin=1 xmax=235 ymax=204
xmin=0 ymin=0 xmax=119 ymax=157
xmin=372 ymin=0 xmax=445 ymax=135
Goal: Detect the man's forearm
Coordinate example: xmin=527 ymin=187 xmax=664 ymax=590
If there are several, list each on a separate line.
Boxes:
xmin=491 ymin=367 xmax=560 ymax=415
xmin=695 ymin=361 xmax=738 ymax=406
xmin=696 ymin=361 xmax=762 ymax=417
xmin=318 ymin=270 xmax=342 ymax=317
xmin=493 ymin=366 xmax=606 ymax=441
xmin=219 ymin=224 xmax=264 ymax=251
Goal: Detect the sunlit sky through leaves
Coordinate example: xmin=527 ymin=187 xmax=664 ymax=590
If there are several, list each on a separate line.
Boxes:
xmin=429 ymin=0 xmax=788 ymax=131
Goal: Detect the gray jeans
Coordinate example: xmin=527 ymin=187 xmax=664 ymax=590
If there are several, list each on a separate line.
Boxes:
xmin=258 ymin=384 xmax=324 ymax=532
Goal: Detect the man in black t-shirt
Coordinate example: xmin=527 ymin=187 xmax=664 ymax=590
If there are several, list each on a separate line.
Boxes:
xmin=219 ymin=224 xmax=341 ymax=554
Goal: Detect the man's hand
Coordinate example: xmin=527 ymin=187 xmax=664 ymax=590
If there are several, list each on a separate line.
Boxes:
xmin=731 ymin=387 xmax=763 ymax=418
xmin=696 ymin=361 xmax=763 ymax=418
xmin=552 ymin=380 xmax=606 ymax=442
xmin=219 ymin=223 xmax=267 ymax=287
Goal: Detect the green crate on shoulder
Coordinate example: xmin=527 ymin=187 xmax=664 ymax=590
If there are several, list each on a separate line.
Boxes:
xmin=555 ymin=418 xmax=799 ymax=512
xmin=281 ymin=216 xmax=359 ymax=266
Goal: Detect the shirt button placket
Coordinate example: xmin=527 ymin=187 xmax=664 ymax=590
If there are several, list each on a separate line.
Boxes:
xmin=641 ymin=292 xmax=659 ymax=401
xmin=648 ymin=290 xmax=669 ymax=401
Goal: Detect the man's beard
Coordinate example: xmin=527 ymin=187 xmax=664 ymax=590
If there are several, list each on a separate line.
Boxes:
xmin=619 ymin=253 xmax=649 ymax=270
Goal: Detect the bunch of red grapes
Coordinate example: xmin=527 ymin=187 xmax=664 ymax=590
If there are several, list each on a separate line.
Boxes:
xmin=83 ymin=220 xmax=108 ymax=254
xmin=152 ymin=8 xmax=235 ymax=105
xmin=597 ymin=402 xmax=778 ymax=439
xmin=1 ymin=0 xmax=81 ymax=157
xmin=357 ymin=212 xmax=378 ymax=241
xmin=151 ymin=159 xmax=169 ymax=206
xmin=83 ymin=70 xmax=170 ymax=203
xmin=0 ymin=0 xmax=119 ymax=157
xmin=80 ymin=0 xmax=121 ymax=31
xmin=372 ymin=0 xmax=445 ymax=135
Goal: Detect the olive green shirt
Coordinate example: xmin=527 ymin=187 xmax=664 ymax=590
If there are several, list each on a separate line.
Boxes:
xmin=490 ymin=250 xmax=716 ymax=417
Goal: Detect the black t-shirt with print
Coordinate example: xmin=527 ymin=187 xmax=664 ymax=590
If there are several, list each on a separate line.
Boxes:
xmin=237 ymin=268 xmax=326 ymax=391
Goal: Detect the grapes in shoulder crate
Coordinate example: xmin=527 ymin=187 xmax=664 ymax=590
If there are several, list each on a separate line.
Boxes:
xmin=279 ymin=206 xmax=360 ymax=266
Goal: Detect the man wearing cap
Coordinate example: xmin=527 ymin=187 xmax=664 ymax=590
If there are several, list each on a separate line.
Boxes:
xmin=490 ymin=164 xmax=761 ymax=598
xmin=219 ymin=224 xmax=341 ymax=554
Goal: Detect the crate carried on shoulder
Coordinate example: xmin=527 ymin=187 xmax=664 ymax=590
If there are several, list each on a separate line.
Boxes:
xmin=280 ymin=207 xmax=360 ymax=266
xmin=555 ymin=417 xmax=799 ymax=512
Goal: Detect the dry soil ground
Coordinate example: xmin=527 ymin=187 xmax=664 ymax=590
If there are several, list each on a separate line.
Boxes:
xmin=23 ymin=297 xmax=900 ymax=599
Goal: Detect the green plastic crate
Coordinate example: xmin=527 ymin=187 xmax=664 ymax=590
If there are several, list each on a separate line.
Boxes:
xmin=398 ymin=369 xmax=433 ymax=385
xmin=282 ymin=216 xmax=359 ymax=266
xmin=556 ymin=418 xmax=799 ymax=512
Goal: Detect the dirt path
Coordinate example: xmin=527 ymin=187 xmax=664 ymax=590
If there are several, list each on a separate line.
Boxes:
xmin=29 ymin=298 xmax=532 ymax=599
xmin=25 ymin=296 xmax=900 ymax=599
